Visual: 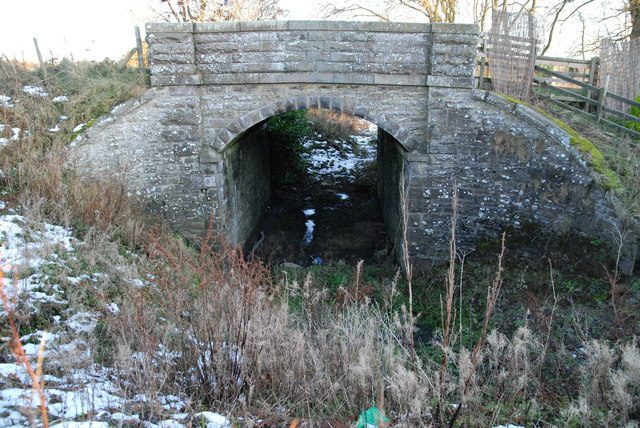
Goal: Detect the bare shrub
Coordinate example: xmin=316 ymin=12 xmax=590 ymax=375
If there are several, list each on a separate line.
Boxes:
xmin=108 ymin=231 xmax=425 ymax=419
xmin=306 ymin=109 xmax=374 ymax=142
xmin=563 ymin=339 xmax=640 ymax=425
xmin=0 ymin=267 xmax=50 ymax=427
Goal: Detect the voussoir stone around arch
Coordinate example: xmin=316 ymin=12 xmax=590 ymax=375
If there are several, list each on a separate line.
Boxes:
xmin=213 ymin=95 xmax=418 ymax=152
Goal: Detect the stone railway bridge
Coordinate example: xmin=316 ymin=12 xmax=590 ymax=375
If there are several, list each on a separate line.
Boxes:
xmin=72 ymin=20 xmax=637 ymax=271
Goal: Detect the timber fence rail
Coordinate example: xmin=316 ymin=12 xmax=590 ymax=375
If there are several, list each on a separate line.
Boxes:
xmin=533 ymin=64 xmax=640 ymax=140
xmin=476 ymin=47 xmax=640 ymax=141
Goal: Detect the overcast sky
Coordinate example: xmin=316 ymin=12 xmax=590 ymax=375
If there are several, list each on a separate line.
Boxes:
xmin=0 ymin=0 xmax=321 ymax=62
xmin=0 ymin=0 xmax=626 ymax=62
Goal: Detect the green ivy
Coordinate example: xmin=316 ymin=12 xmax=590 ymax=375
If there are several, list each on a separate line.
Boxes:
xmin=264 ymin=110 xmax=311 ymax=188
xmin=624 ymin=94 xmax=640 ymax=132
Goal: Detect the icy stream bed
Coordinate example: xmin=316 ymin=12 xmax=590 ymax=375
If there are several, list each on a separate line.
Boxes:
xmin=251 ymin=131 xmax=390 ymax=266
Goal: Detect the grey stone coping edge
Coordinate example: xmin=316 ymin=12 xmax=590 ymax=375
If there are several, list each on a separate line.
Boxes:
xmin=153 ymin=72 xmax=428 ymax=86
xmin=472 ymin=89 xmax=571 ymax=141
xmin=147 ymin=20 xmax=478 ymax=34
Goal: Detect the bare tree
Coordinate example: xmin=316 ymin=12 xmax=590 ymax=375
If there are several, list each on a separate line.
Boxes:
xmin=157 ymin=0 xmax=283 ymax=22
xmin=474 ymin=0 xmax=492 ymax=30
xmin=539 ymin=0 xmax=639 ymax=56
xmin=398 ymin=0 xmax=457 ymax=21
xmin=320 ymin=0 xmax=396 ymax=21
xmin=631 ymin=0 xmax=640 ymax=39
xmin=321 ymin=0 xmax=456 ymax=22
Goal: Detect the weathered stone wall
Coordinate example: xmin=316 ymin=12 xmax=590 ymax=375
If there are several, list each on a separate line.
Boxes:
xmin=147 ymin=20 xmax=475 ymax=89
xmin=404 ymin=88 xmax=631 ymax=269
xmin=220 ymin=123 xmax=271 ymax=246
xmin=70 ymin=87 xmax=213 ymax=235
xmin=377 ymin=129 xmax=408 ymax=269
xmin=69 ymin=20 xmax=636 ymax=272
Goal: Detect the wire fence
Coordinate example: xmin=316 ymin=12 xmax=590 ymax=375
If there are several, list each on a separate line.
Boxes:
xmin=600 ymin=37 xmax=640 ymax=113
xmin=485 ymin=11 xmax=539 ymax=102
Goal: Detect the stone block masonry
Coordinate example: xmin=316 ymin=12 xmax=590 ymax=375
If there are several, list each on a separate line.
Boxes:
xmin=69 ymin=21 xmax=637 ymax=273
xmin=147 ymin=20 xmax=476 ymax=88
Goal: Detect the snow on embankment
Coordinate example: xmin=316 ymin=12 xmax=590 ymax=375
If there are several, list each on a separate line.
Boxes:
xmin=0 ymin=200 xmax=230 ymax=426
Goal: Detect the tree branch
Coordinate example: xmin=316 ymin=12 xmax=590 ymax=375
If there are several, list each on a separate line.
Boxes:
xmin=320 ymin=2 xmax=393 ymax=20
xmin=541 ymin=0 xmax=569 ymax=55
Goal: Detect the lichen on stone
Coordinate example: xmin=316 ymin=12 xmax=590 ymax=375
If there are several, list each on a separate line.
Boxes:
xmin=493 ymin=92 xmax=621 ymax=191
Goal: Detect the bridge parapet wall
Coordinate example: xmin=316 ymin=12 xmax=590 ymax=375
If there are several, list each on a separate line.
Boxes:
xmin=146 ymin=21 xmax=477 ymax=88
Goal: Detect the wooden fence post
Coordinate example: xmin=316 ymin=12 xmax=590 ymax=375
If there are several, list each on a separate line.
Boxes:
xmin=479 ymin=54 xmax=486 ymax=89
xmin=118 ymin=48 xmax=137 ymax=69
xmin=596 ymin=74 xmax=610 ymax=126
xmin=478 ymin=33 xmax=487 ymax=89
xmin=585 ymin=56 xmax=599 ymax=112
xmin=33 ymin=38 xmax=47 ymax=82
xmin=135 ymin=26 xmax=144 ymax=72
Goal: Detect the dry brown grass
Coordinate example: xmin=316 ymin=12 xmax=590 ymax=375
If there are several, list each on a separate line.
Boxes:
xmin=0 ymin=58 xmax=150 ymax=248
xmin=306 ymin=109 xmax=373 ymax=142
xmin=102 ymin=217 xmax=640 ymax=426
xmin=0 ymin=266 xmax=50 ymax=427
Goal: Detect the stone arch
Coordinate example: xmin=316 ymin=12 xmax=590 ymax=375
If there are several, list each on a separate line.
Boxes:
xmin=211 ymin=93 xmax=412 ymax=259
xmin=210 ymin=94 xmax=417 ymax=153
xmin=69 ymin=83 xmax=638 ymax=273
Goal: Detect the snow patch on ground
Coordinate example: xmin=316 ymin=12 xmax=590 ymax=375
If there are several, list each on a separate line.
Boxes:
xmin=194 ymin=411 xmax=232 ymax=428
xmin=302 ymin=134 xmax=376 ymax=181
xmin=0 ymin=126 xmax=29 ymax=147
xmin=0 ymin=210 xmax=231 ymax=426
xmin=0 ymin=214 xmax=75 ymax=273
xmin=23 ymin=86 xmax=48 ymax=97
xmin=0 ymin=95 xmax=14 ymax=108
xmin=49 ymin=115 xmax=69 ymax=132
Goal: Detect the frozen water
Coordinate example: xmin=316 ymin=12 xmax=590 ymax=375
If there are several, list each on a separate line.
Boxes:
xmin=303 ymin=219 xmax=315 ymax=245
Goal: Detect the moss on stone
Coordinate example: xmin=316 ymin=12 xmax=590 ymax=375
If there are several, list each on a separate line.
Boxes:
xmin=547 ymin=114 xmax=578 ymax=136
xmin=570 ymin=135 xmax=603 ymax=165
xmin=568 ymin=135 xmax=620 ymax=189
xmin=499 ymin=93 xmax=526 ymax=106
